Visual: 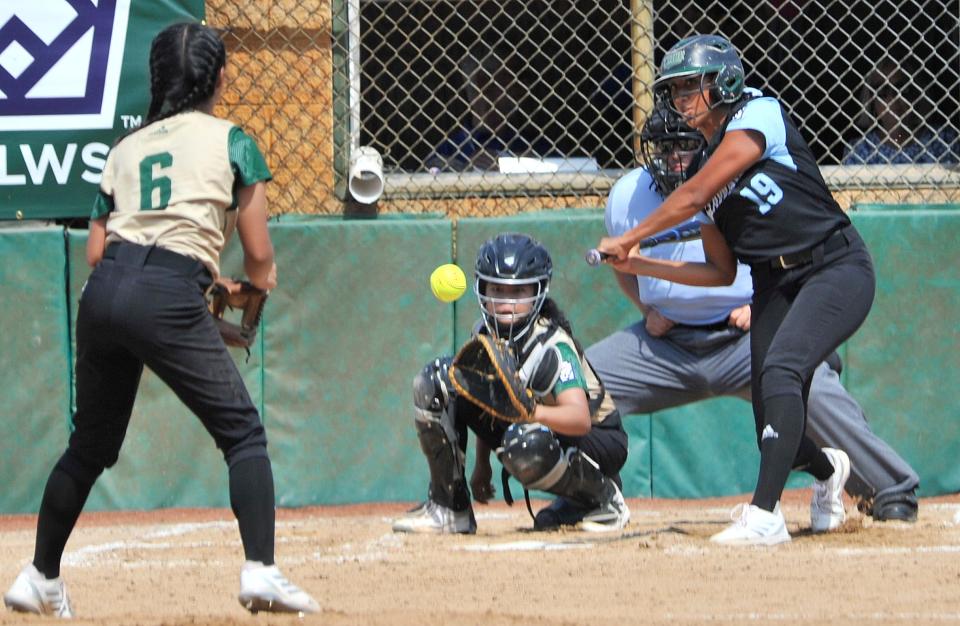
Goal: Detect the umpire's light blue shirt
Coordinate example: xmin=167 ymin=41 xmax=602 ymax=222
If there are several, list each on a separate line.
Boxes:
xmin=605 ymin=167 xmax=753 ymax=325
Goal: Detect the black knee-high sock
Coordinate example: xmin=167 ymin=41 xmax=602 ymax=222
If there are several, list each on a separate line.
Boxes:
xmin=229 ymin=456 xmax=275 ymax=565
xmin=34 ymin=466 xmax=96 ymax=579
xmin=791 ymin=438 xmax=835 ymax=481
xmin=752 ymin=394 xmax=805 ymax=512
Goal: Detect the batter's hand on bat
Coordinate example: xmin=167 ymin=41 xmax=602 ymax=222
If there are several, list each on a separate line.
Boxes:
xmin=606 ymin=244 xmax=651 ymax=276
xmin=728 ymin=303 xmax=751 ymax=331
xmin=597 ymin=235 xmax=630 ymax=262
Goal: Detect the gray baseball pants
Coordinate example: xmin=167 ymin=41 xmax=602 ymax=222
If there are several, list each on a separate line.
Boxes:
xmin=585 ymin=322 xmax=918 ymax=501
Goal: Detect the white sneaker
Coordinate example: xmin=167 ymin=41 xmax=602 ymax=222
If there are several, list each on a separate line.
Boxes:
xmin=391 ymin=500 xmax=477 ymax=534
xmin=581 ymin=482 xmax=631 ymax=533
xmin=238 ymin=561 xmax=319 ymax=615
xmin=3 ymin=563 xmax=73 ymax=618
xmin=811 ymin=447 xmax=851 ymax=532
xmin=710 ymin=502 xmax=791 ymax=546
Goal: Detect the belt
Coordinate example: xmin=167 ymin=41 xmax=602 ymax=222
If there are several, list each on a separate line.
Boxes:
xmin=675 ymin=319 xmax=732 ymax=332
xmin=104 ymin=241 xmax=209 ymax=279
xmin=767 ymin=226 xmax=851 ymax=270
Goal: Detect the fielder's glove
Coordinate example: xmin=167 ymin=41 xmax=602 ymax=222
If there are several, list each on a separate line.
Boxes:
xmin=448 ymin=334 xmax=536 ymax=423
xmin=209 ymin=279 xmax=268 ymax=350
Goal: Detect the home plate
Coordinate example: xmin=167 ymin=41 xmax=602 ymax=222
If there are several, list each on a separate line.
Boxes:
xmin=458 ymin=540 xmax=595 ymax=552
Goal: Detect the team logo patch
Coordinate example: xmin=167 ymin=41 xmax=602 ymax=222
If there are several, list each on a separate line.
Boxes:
xmin=662 ymin=49 xmax=683 ymax=70
xmin=0 ymin=0 xmax=131 ymax=131
xmin=558 ymin=360 xmax=575 ymax=383
xmin=761 ymin=424 xmax=779 ymax=441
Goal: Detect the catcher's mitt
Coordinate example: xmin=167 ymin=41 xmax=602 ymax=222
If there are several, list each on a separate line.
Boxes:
xmin=448 ymin=334 xmax=536 ymax=423
xmin=209 ymin=280 xmax=268 ymax=350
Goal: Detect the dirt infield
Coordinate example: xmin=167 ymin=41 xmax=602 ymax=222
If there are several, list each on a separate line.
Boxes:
xmin=1 ymin=490 xmax=959 ymax=626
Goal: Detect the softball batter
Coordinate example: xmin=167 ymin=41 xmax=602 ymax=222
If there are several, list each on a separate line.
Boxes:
xmin=597 ymin=34 xmax=878 ymax=545
xmin=588 ymin=99 xmax=918 ymax=530
xmin=4 ymin=23 xmax=317 ymax=615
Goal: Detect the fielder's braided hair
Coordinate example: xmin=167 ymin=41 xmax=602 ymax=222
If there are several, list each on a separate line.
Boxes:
xmin=119 ymin=22 xmax=225 ymax=143
xmin=148 ymin=22 xmax=225 ymax=120
xmin=539 ymin=298 xmax=585 ymax=357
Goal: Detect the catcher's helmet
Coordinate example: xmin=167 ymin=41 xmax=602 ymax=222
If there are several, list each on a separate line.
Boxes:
xmin=475 ymin=233 xmax=552 ymax=343
xmin=654 ymin=34 xmax=744 ymax=107
xmin=640 ymin=99 xmax=706 ymax=196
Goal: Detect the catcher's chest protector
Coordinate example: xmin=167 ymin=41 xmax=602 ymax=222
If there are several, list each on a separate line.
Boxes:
xmin=520 ymin=320 xmax=617 ymax=422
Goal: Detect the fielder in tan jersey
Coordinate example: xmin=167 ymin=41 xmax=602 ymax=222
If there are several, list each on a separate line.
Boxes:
xmin=92 ymin=111 xmax=271 ymax=280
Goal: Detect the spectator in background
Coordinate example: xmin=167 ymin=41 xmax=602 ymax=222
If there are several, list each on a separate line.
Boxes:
xmin=427 ymin=47 xmax=551 ymax=172
xmin=843 ymin=57 xmax=960 ymax=165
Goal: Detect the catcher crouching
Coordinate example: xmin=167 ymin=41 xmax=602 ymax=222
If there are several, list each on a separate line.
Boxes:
xmin=393 ymin=233 xmax=630 ymax=534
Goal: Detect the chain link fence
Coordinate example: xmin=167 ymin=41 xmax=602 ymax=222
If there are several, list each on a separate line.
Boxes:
xmin=208 ymin=0 xmax=959 ymax=217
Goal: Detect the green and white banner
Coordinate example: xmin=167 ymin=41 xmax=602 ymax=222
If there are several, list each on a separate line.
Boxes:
xmin=0 ymin=0 xmax=204 ymax=221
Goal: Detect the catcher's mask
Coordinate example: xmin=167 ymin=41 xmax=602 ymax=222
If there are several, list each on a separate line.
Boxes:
xmin=654 ymin=34 xmax=744 ymax=113
xmin=474 ymin=233 xmax=552 ymax=344
xmin=640 ymin=98 xmax=706 ymax=196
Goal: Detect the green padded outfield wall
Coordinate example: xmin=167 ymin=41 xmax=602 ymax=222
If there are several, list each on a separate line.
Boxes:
xmin=0 ymin=207 xmax=957 ymax=512
xmin=0 ymin=226 xmax=72 ymax=514
xmin=844 ymin=209 xmax=960 ymax=496
xmin=260 ymin=217 xmax=454 ymax=506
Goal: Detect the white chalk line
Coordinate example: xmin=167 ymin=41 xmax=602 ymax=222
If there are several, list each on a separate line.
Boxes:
xmin=663 ymin=612 xmax=960 ymax=622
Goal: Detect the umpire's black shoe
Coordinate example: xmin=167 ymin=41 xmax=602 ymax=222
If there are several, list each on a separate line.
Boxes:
xmin=872 ymin=490 xmax=919 ymax=523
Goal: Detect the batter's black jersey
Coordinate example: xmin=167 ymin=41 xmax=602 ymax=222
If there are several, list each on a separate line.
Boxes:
xmin=696 ymin=90 xmax=849 ymax=264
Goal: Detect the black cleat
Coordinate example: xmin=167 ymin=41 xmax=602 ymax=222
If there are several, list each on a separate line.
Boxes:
xmin=872 ymin=490 xmax=918 ymax=523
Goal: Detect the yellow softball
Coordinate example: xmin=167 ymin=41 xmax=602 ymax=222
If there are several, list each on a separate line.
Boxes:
xmin=430 ymin=263 xmax=467 ymax=303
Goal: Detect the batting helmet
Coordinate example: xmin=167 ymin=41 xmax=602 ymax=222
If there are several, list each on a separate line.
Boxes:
xmin=653 ymin=34 xmax=745 ymax=107
xmin=475 ymin=233 xmax=552 ymax=343
xmin=640 ymin=99 xmax=706 ymax=195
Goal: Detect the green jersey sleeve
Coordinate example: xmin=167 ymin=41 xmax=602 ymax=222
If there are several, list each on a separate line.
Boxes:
xmin=229 ymin=126 xmax=272 ymax=187
xmin=91 ymin=190 xmax=114 ymax=219
xmin=552 ymin=342 xmax=588 ymax=395
xmin=91 ymin=148 xmax=115 ymax=219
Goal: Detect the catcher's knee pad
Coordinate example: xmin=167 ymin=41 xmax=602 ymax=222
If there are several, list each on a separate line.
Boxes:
xmin=499 ymin=423 xmax=565 ymax=490
xmin=413 ymin=356 xmax=454 ymax=423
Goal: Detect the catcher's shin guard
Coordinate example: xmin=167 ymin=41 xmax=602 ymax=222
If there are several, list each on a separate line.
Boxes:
xmin=413 ymin=419 xmax=471 ymax=510
xmin=412 ymin=358 xmax=470 ymax=511
xmin=499 ymin=424 xmax=608 ymax=510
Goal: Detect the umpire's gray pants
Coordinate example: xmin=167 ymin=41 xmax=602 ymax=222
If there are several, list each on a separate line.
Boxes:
xmin=585 ymin=321 xmax=919 ymax=500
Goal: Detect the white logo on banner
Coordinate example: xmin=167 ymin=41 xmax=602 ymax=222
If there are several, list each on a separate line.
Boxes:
xmin=0 ymin=0 xmax=132 ymax=131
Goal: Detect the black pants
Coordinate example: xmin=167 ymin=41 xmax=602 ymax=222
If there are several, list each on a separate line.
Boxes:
xmin=30 ymin=242 xmax=276 ymax=576
xmin=748 ymin=226 xmax=876 ymax=507
xmin=67 ymin=242 xmax=267 ymax=478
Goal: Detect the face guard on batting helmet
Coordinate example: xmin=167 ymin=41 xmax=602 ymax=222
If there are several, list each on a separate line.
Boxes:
xmin=640 ymin=98 xmax=706 ymax=196
xmin=474 ymin=233 xmax=552 ymax=344
xmin=654 ymin=34 xmax=745 ymax=110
